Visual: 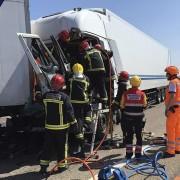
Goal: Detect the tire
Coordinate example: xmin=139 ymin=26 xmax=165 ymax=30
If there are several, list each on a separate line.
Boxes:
xmin=160 ymin=88 xmax=165 ymax=102
xmin=96 ymin=113 xmax=107 ymax=141
xmin=156 ymin=90 xmax=161 ymax=104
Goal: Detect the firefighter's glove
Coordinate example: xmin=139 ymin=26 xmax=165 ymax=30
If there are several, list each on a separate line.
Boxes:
xmin=111 ymin=101 xmax=119 ymax=111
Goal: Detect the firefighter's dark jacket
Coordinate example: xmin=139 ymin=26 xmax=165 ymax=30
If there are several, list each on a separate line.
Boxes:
xmin=100 ymin=49 xmax=115 ymax=80
xmin=114 ymin=80 xmax=128 ymax=106
xmin=83 ymin=48 xmax=105 ymax=72
xmin=43 ymin=90 xmax=76 ymax=130
xmin=67 ymin=75 xmax=90 ymax=103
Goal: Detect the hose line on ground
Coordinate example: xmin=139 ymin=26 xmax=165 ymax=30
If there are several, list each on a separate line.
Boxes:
xmin=126 ymin=145 xmax=168 ymax=180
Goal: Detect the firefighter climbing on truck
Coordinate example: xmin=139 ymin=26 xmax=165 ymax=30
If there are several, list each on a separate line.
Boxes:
xmin=79 ymin=40 xmax=108 ymax=109
xmin=67 ymin=63 xmax=92 ymax=157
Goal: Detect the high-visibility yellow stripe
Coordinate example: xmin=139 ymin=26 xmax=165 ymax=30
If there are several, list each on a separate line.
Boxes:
xmin=40 ymin=160 xmax=50 ymax=166
xmin=45 ymin=123 xmax=70 ymax=130
xmin=85 ymin=117 xmax=91 ymax=122
xmin=124 ymin=111 xmax=144 ymax=116
xmin=44 ymin=99 xmax=64 ymax=128
xmin=70 ymin=119 xmax=77 ymax=125
xmin=71 ymin=100 xmax=89 ymax=103
xmin=101 ymin=97 xmax=108 ymax=100
xmin=87 ymin=68 xmax=105 ymax=72
xmin=43 ymin=99 xmax=64 ymax=104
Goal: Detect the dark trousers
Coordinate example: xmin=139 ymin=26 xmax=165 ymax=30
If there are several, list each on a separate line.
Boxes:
xmin=87 ymin=71 xmax=107 ymax=103
xmin=70 ymin=103 xmax=91 ymax=154
xmin=105 ymin=80 xmax=114 ymax=105
xmin=73 ymin=103 xmax=91 ymax=131
xmin=125 ymin=117 xmax=143 ymax=146
xmin=40 ymin=129 xmax=68 ymax=168
xmin=121 ymin=111 xmax=127 ymax=142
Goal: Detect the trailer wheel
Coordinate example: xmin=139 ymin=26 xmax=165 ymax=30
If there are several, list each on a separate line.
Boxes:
xmin=96 ymin=113 xmax=107 ymax=141
xmin=156 ymin=90 xmax=161 ymax=104
xmin=160 ymin=88 xmax=165 ymax=102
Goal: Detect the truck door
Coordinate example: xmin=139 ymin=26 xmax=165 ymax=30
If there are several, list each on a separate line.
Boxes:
xmin=17 ymin=33 xmax=59 ymax=95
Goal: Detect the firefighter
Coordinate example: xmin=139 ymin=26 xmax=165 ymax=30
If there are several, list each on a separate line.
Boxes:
xmin=164 ymin=65 xmax=180 ymax=158
xmin=120 ymin=75 xmax=147 ymax=159
xmin=94 ymin=44 xmax=116 ymax=101
xmin=58 ymin=30 xmax=80 ymax=66
xmin=80 ymin=40 xmax=108 ymax=108
xmin=67 ymin=63 xmax=91 ymax=157
xmin=39 ymin=74 xmax=77 ymax=175
xmin=58 ymin=30 xmax=72 ymax=63
xmin=112 ymin=71 xmax=129 ymax=145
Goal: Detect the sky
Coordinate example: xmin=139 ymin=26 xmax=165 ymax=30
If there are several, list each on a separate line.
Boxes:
xmin=30 ymin=0 xmax=180 ymax=67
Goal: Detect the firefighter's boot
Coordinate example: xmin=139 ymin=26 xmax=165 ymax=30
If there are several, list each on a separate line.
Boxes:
xmin=39 ymin=165 xmax=48 ymax=177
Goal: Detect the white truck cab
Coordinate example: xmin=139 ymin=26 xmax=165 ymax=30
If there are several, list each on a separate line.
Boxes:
xmin=32 ymin=8 xmax=169 ymax=103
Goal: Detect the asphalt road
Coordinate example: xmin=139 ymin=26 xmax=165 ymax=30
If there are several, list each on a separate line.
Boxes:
xmin=0 ymin=103 xmax=179 ymax=180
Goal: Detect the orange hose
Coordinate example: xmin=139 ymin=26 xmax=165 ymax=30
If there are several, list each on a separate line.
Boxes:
xmin=50 ymin=157 xmax=96 ymax=180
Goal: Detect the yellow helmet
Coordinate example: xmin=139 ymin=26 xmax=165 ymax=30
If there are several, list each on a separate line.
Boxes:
xmin=72 ymin=63 xmax=84 ymax=73
xmin=130 ymin=75 xmax=141 ymax=87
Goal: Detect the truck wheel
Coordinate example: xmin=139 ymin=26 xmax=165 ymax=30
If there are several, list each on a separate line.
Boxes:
xmin=156 ymin=90 xmax=161 ymax=104
xmin=96 ymin=114 xmax=107 ymax=141
xmin=160 ymin=89 xmax=165 ymax=102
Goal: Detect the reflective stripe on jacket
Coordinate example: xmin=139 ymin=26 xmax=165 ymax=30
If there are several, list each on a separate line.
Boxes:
xmin=69 ymin=75 xmax=90 ymax=103
xmin=84 ymin=48 xmax=105 ymax=72
xmin=121 ymin=88 xmax=147 ymax=117
xmin=43 ymin=91 xmax=76 ymax=130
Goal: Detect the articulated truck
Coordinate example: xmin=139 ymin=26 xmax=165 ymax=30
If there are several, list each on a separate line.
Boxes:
xmin=32 ymin=8 xmax=170 ymax=104
xmin=0 ymin=0 xmax=31 ymax=115
xmin=0 ymin=4 xmax=170 ymax=156
xmin=0 ymin=5 xmax=170 ymax=140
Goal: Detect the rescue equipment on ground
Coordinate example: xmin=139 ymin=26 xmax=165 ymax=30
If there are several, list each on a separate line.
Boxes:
xmin=98 ymin=165 xmax=127 ymax=180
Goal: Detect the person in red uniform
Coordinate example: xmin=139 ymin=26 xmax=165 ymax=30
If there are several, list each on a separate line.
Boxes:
xmin=164 ymin=65 xmax=180 ymax=158
xmin=121 ymin=75 xmax=147 ymax=159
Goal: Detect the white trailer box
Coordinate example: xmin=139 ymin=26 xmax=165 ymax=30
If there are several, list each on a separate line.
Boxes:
xmin=0 ymin=0 xmax=30 ymax=106
xmin=32 ymin=8 xmax=169 ymax=101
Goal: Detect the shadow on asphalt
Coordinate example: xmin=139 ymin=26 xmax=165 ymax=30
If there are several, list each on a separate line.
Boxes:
xmin=78 ymin=153 xmax=124 ymax=171
xmin=0 ymin=172 xmax=45 ymax=180
xmin=0 ymin=153 xmax=40 ymax=174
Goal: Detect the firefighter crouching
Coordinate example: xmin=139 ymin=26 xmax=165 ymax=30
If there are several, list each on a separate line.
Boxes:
xmin=120 ymin=75 xmax=147 ymax=159
xmin=112 ymin=71 xmax=129 ymax=145
xmin=164 ymin=65 xmax=180 ymax=158
xmin=80 ymin=40 xmax=108 ymax=108
xmin=67 ymin=63 xmax=92 ymax=157
xmin=39 ymin=74 xmax=77 ymax=175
